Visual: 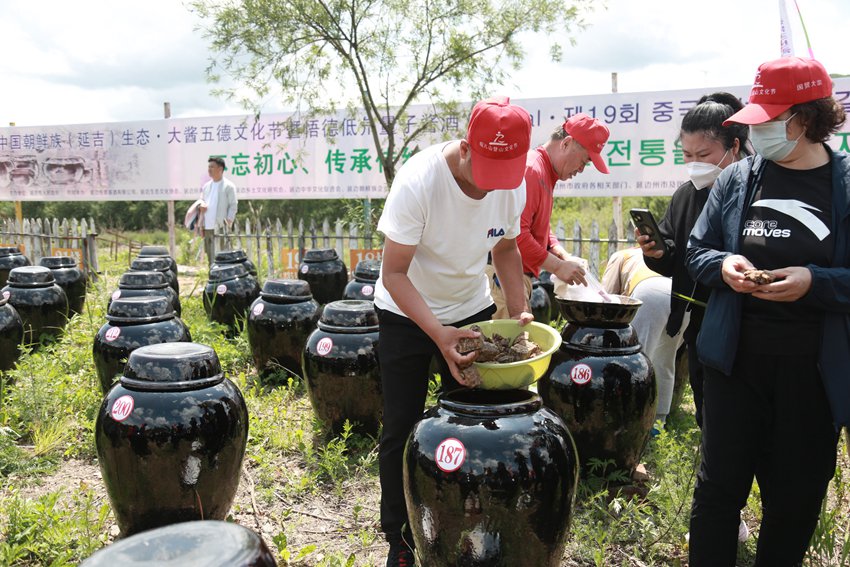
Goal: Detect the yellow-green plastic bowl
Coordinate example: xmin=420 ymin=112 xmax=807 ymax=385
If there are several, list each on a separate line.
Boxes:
xmin=459 ymin=320 xmax=562 ymax=390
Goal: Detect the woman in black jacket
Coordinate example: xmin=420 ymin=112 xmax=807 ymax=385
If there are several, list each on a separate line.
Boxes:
xmin=637 ymin=92 xmax=750 ymax=426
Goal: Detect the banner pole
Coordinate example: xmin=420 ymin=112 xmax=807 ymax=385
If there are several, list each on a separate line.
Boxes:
xmin=611 ymin=73 xmax=622 ymax=241
xmin=164 ymin=102 xmax=176 ymax=259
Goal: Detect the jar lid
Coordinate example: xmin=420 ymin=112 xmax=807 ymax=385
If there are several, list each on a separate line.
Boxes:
xmin=130 ymin=257 xmax=170 ymax=272
xmin=353 ymin=259 xmax=381 ymax=282
xmin=318 ymin=299 xmax=379 ymax=332
xmin=302 ymin=248 xmax=339 ymax=263
xmin=78 ymin=520 xmax=271 ymax=567
xmin=6 ymin=265 xmax=55 ymax=287
xmin=260 ymin=278 xmax=312 ymax=302
xmin=208 ymin=263 xmax=248 ymax=283
xmin=107 ymin=296 xmax=174 ymax=323
xmin=0 ymin=247 xmax=23 ymax=257
xmin=38 ymin=256 xmax=77 ymax=269
xmin=138 ymin=245 xmax=170 ymax=257
xmin=214 ymin=249 xmax=248 ymax=264
xmin=119 ymin=271 xmax=168 ymax=289
xmin=121 ymin=342 xmax=223 ymax=391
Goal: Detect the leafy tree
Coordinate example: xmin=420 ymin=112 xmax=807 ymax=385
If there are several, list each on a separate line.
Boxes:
xmin=191 ymin=0 xmax=594 ymax=186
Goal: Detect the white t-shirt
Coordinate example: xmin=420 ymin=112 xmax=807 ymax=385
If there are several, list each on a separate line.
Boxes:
xmin=374 ymin=143 xmax=526 ymax=323
xmin=204 ymin=180 xmax=222 ymax=229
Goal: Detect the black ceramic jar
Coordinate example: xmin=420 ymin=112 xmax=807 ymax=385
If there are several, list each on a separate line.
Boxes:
xmin=110 ymin=271 xmax=182 ymax=317
xmin=538 ymin=270 xmax=557 ymax=321
xmin=538 ymin=297 xmax=657 ymax=476
xmin=95 ymin=342 xmax=249 ymax=536
xmin=203 ymin=264 xmax=260 ymax=331
xmin=80 ymin=520 xmax=277 ymax=567
xmin=247 ymin=279 xmax=320 ymax=382
xmin=138 ymin=245 xmax=178 ymax=279
xmin=0 ymin=246 xmax=30 ymax=288
xmin=302 ymin=300 xmax=381 ymax=435
xmin=130 ymin=256 xmax=179 ymax=295
xmin=404 ymin=389 xmax=579 ymax=566
xmin=93 ymin=296 xmax=192 ymax=394
xmin=0 ymin=293 xmax=23 ymax=372
xmin=1 ymin=266 xmax=68 ymax=345
xmin=530 ymin=278 xmax=552 ymax=325
xmin=342 ymin=259 xmax=380 ymax=301
xmin=39 ymin=256 xmax=87 ymax=316
xmin=213 ymin=249 xmax=257 ymax=277
xmin=297 ymin=248 xmax=347 ymax=305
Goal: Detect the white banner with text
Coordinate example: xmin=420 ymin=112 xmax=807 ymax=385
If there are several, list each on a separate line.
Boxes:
xmin=2 ymin=79 xmax=849 ymax=201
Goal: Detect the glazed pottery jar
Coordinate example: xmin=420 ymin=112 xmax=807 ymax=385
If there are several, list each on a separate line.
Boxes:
xmin=213 ymin=249 xmax=257 ymax=277
xmin=302 ymin=300 xmax=381 ymax=435
xmin=203 ymin=264 xmax=260 ymax=331
xmin=538 ymin=270 xmax=557 ymax=321
xmin=110 ymin=271 xmax=181 ymax=316
xmin=530 ymin=278 xmax=552 ymax=325
xmin=95 ymin=342 xmax=249 ymax=536
xmin=79 ymin=520 xmax=277 ymax=566
xmin=297 ymin=248 xmax=347 ymax=305
xmin=93 ymin=296 xmax=192 ymax=394
xmin=38 ymin=256 xmax=87 ymax=316
xmin=1 ymin=266 xmax=68 ymax=345
xmin=538 ymin=297 xmax=656 ymax=476
xmin=130 ymin=256 xmax=179 ymax=295
xmin=247 ymin=279 xmax=320 ymax=383
xmin=342 ymin=259 xmax=380 ymax=301
xmin=404 ymin=388 xmax=579 ymax=566
xmin=0 ymin=246 xmax=30 ymax=287
xmin=138 ymin=245 xmax=178 ymax=278
xmin=0 ymin=293 xmax=23 ymax=372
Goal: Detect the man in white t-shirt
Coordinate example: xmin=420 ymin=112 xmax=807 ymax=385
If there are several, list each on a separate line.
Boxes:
xmin=374 ymin=96 xmax=533 ymax=567
xmin=200 ymin=157 xmax=238 ymax=266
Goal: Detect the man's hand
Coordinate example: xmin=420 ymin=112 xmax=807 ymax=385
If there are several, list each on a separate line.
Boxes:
xmin=512 ymin=311 xmax=534 ymax=326
xmin=751 ymin=266 xmax=812 ymax=302
xmin=435 ymin=326 xmax=482 ymax=387
xmin=553 ymin=259 xmax=587 ymax=286
xmin=635 ymin=227 xmax=663 ymax=259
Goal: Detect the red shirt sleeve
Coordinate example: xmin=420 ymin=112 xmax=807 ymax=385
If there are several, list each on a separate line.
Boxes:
xmin=515 ymin=158 xmax=551 ymax=275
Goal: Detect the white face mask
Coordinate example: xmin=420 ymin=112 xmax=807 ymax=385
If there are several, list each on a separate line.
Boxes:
xmin=749 ymin=113 xmax=803 ymax=162
xmin=686 ymin=150 xmax=729 ymax=190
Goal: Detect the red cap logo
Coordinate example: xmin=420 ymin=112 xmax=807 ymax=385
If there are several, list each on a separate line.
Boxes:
xmin=467 ymin=96 xmax=532 ymax=190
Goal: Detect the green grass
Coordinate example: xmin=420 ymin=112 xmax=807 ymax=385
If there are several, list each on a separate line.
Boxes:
xmin=0 ymin=245 xmax=848 ymax=566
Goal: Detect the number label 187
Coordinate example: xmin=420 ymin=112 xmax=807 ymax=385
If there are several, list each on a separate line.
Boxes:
xmin=435 ymin=437 xmax=466 ymax=473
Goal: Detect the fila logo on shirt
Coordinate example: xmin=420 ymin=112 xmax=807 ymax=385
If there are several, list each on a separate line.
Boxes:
xmin=742 ymin=199 xmax=831 ymax=241
xmin=486 ymin=227 xmax=506 ymax=238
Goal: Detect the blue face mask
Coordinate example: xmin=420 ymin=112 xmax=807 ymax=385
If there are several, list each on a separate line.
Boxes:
xmin=749 ymin=113 xmax=802 ymax=162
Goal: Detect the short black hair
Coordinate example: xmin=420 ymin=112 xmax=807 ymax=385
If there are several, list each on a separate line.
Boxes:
xmin=208 ymin=157 xmax=226 ymax=169
xmin=792 ymin=97 xmax=847 ymax=143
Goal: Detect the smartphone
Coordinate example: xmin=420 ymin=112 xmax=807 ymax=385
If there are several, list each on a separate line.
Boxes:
xmin=629 ymin=208 xmax=667 ymax=255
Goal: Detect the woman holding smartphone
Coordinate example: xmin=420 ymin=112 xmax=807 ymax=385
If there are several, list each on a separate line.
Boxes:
xmin=636 ymin=92 xmax=750 ymax=427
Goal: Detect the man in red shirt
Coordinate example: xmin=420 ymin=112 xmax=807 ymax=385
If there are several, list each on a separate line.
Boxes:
xmin=490 ymin=113 xmax=611 ymax=317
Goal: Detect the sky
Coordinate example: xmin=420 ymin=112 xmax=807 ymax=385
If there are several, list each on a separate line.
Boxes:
xmin=1 ymin=0 xmax=849 ymax=127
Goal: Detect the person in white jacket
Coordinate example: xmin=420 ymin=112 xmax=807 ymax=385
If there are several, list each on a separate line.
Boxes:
xmin=200 ymin=157 xmax=238 ymax=266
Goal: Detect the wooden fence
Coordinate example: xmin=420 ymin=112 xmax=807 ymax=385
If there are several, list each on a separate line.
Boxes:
xmin=0 ymin=217 xmax=99 ymax=276
xmin=1 ymin=216 xmax=638 ymax=278
xmin=215 ymin=217 xmax=637 ymax=278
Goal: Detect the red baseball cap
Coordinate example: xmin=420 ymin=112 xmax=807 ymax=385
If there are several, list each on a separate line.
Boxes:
xmin=467 ymin=96 xmax=532 ymax=190
xmin=724 ymin=57 xmax=833 ymax=125
xmin=564 ymin=113 xmax=610 ymax=174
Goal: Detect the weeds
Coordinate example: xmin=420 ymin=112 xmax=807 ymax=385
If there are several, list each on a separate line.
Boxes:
xmin=1 ymin=247 xmax=850 ymax=566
